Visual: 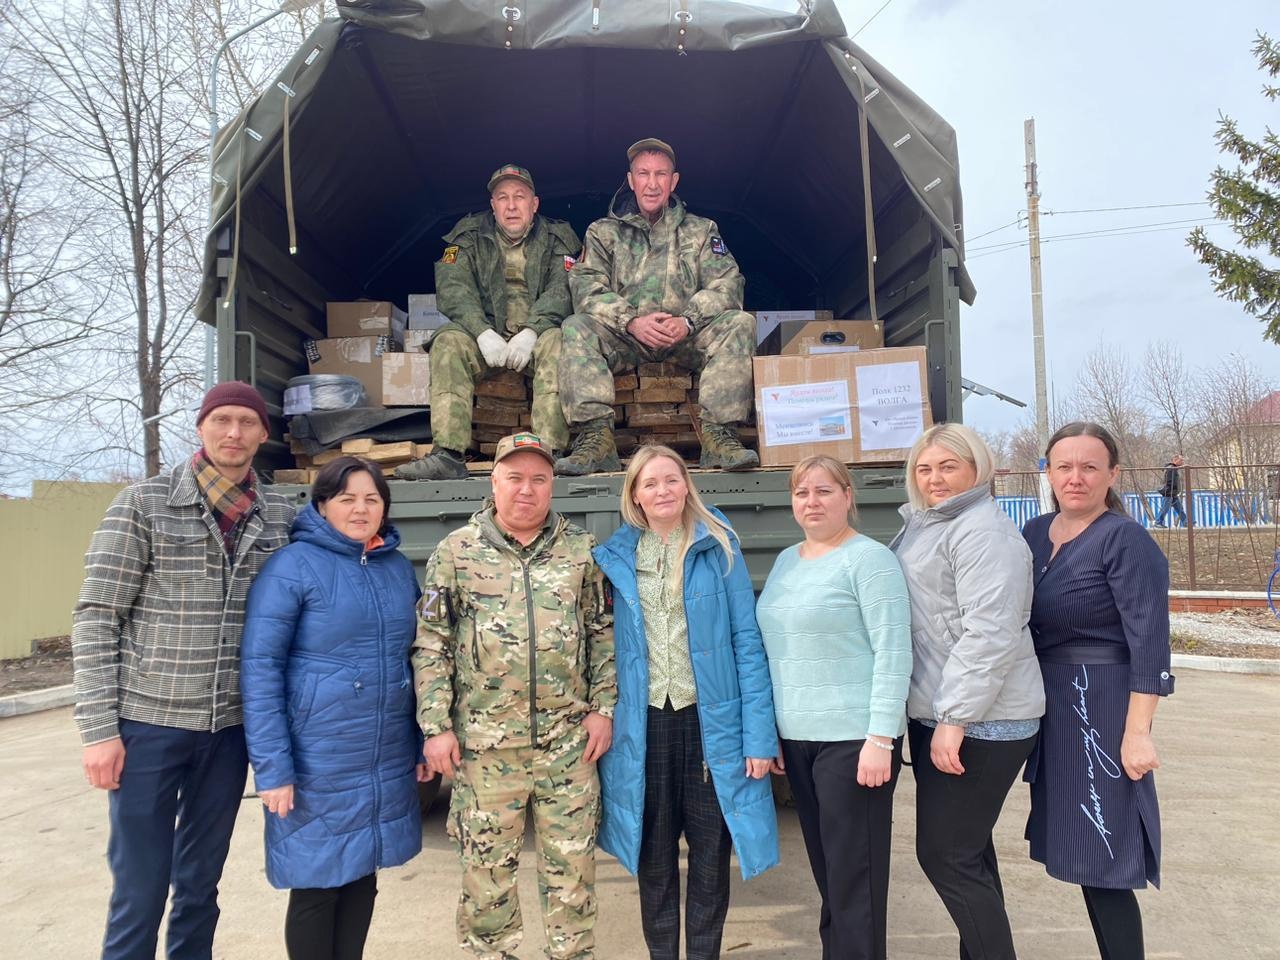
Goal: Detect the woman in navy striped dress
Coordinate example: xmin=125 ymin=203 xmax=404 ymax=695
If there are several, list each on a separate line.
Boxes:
xmin=1021 ymin=422 xmax=1174 ymax=960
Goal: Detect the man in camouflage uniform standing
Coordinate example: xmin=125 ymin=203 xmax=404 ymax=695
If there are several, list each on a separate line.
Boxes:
xmin=556 ymin=138 xmax=758 ymax=475
xmin=398 ymin=166 xmax=581 ymax=480
xmin=413 ymin=432 xmax=616 ymax=960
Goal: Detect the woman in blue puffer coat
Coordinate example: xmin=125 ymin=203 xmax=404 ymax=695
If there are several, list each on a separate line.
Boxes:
xmin=242 ymin=456 xmax=425 ymax=960
xmin=594 ymin=445 xmax=779 ymax=960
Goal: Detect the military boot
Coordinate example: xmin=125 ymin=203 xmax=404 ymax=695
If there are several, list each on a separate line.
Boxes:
xmin=394 ymin=447 xmax=468 ymax=481
xmin=699 ymin=422 xmax=759 ymax=471
xmin=554 ymin=418 xmax=621 ymax=476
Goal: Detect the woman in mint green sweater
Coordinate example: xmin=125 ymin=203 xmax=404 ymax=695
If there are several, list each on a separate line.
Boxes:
xmin=756 ymin=455 xmax=912 ymax=960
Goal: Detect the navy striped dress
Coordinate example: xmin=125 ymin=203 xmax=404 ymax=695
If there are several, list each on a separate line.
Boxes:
xmin=1022 ymin=510 xmax=1175 ymax=889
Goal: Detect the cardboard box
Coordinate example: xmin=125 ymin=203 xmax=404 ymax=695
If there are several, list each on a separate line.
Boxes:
xmin=759 ymin=319 xmax=884 ymax=357
xmin=381 ymin=352 xmax=430 ymax=407
xmin=408 ymin=293 xmax=451 ymax=332
xmin=305 ymin=335 xmax=400 ymax=405
xmin=752 ymin=309 xmax=833 ymax=346
xmin=404 ymin=329 xmax=433 ymax=352
xmin=326 ymin=301 xmax=407 ymax=343
xmin=752 ymin=347 xmax=931 ymax=467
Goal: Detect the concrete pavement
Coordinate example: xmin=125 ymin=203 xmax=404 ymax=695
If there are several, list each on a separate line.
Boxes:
xmin=1 ymin=668 xmax=1277 ymax=959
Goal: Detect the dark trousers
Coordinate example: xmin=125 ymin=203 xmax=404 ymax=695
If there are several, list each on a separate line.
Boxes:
xmin=102 ymin=719 xmax=248 ymax=960
xmin=1082 ymin=886 xmax=1144 ymax=960
xmin=285 ymin=873 xmax=378 ymax=960
xmin=781 ymin=736 xmax=902 ymax=960
xmin=908 ymin=720 xmax=1037 ymax=960
xmin=638 ymin=703 xmax=733 ymax=960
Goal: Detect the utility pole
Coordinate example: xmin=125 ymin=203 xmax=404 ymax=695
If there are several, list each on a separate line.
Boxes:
xmin=1024 ymin=118 xmax=1053 ymax=510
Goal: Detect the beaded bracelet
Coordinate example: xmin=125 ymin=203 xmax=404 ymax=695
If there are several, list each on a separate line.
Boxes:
xmin=866 ymin=737 xmax=894 ymax=751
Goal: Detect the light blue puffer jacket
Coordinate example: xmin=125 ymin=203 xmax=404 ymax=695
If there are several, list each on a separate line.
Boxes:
xmin=593 ymin=513 xmax=780 ymax=880
xmin=241 ymin=504 xmax=423 ymax=889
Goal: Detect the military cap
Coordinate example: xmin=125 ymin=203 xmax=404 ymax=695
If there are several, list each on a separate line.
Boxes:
xmin=626 ymin=138 xmax=676 ymax=166
xmin=487 ymin=163 xmax=535 ymax=194
xmin=493 ymin=432 xmax=555 ymax=467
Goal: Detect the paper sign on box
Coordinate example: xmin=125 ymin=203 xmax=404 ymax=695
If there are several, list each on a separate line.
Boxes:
xmin=752 ymin=347 xmax=931 ymax=467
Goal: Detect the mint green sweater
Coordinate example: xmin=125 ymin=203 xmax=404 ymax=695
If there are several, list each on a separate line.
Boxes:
xmin=756 ymin=536 xmax=912 ymax=741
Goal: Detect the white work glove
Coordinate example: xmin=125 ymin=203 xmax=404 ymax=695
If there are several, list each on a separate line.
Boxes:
xmin=476 ymin=329 xmax=509 ymax=368
xmin=505 ymin=328 xmax=538 ymax=371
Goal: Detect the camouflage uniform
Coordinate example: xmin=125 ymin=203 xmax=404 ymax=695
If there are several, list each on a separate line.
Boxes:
xmin=413 ymin=506 xmax=616 ymax=960
xmin=430 ymin=212 xmax=582 ymax=451
xmin=559 ymin=189 xmax=755 ymax=426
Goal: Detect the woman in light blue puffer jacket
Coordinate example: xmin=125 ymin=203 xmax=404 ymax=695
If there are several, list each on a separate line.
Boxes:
xmin=594 ymin=445 xmax=779 ymax=960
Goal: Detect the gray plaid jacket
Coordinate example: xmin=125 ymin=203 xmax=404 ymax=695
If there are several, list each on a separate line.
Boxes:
xmin=71 ymin=461 xmax=296 ymax=745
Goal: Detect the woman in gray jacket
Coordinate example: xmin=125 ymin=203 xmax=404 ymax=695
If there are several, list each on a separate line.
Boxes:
xmin=890 ymin=424 xmax=1045 ymax=960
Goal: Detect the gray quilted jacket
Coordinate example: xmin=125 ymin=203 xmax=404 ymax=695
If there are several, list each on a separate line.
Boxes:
xmin=889 ymin=485 xmax=1045 ymax=726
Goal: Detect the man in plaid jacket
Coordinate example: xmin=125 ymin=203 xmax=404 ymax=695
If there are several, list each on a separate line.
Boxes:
xmin=71 ymin=381 xmax=295 ymax=960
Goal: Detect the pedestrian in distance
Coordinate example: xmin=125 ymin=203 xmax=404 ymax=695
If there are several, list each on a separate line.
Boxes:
xmin=593 ymin=445 xmax=779 ymax=960
xmin=1022 ymin=422 xmax=1175 ymax=960
xmin=397 ymin=165 xmax=581 ymax=480
xmin=71 ymin=381 xmax=296 ymax=960
xmin=889 ymin=423 xmax=1045 ymax=960
xmin=755 ymin=455 xmax=912 ymax=960
xmin=241 ymin=456 xmax=426 ymax=960
xmin=413 ymin=432 xmax=617 ymax=960
xmin=556 ymin=137 xmax=759 ymax=475
xmin=1153 ymin=455 xmax=1186 ymax=528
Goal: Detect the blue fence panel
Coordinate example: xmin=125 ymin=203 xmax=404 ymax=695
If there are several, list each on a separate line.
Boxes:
xmin=997 ymin=490 xmax=1275 ymax=528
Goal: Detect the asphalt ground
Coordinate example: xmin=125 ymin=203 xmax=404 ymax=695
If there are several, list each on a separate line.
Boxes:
xmin=2 ymin=668 xmax=1276 ymax=959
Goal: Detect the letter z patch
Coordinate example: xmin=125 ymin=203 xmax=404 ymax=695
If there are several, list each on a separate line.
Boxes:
xmin=420 ymin=586 xmax=455 ymax=625
xmin=440 ymin=245 xmax=459 ymax=265
xmin=710 ymin=235 xmax=727 ymax=256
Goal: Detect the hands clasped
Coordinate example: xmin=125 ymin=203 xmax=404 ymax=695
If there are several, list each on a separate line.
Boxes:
xmin=627 ymin=312 xmax=690 ymax=351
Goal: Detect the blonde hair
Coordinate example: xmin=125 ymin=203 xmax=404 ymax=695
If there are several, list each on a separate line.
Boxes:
xmin=620 ymin=446 xmax=735 ymax=584
xmin=789 ymin=455 xmax=859 ymax=523
xmin=904 ymin=422 xmax=995 ymax=510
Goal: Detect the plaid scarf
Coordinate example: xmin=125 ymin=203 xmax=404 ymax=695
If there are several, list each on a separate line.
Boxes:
xmin=192 ymin=449 xmax=259 ymax=557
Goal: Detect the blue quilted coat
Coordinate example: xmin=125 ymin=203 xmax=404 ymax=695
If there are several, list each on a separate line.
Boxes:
xmin=241 ymin=503 xmax=423 ymax=889
xmin=593 ymin=513 xmax=780 ymax=880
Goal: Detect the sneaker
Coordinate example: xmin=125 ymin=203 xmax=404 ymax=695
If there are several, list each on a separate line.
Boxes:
xmin=554 ymin=418 xmax=621 ymax=476
xmin=699 ymin=421 xmax=759 ymax=471
xmin=394 ymin=448 xmax=468 ymax=481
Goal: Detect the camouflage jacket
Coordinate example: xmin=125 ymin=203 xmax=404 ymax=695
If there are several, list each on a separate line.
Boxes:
xmin=412 ymin=506 xmax=616 ymax=752
xmin=434 ymin=212 xmax=582 ymax=339
xmin=568 ymin=187 xmax=745 ymax=336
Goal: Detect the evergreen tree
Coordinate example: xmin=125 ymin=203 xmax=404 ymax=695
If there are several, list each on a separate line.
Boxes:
xmin=1189 ymin=33 xmax=1280 ymax=344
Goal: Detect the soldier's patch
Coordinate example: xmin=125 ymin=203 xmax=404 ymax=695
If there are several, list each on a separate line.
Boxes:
xmin=710 ymin=235 xmax=727 ymax=256
xmin=420 ymin=586 xmax=454 ymax=624
xmin=564 ymin=255 xmax=577 ymax=271
xmin=441 ymin=245 xmax=459 ymax=265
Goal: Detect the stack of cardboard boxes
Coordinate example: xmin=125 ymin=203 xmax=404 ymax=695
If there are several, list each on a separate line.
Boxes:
xmin=750 ymin=311 xmax=932 ymax=467
xmin=302 ymin=301 xmax=430 ymax=408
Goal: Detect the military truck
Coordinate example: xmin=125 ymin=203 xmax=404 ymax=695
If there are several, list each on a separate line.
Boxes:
xmin=196 ymin=0 xmax=975 ymax=581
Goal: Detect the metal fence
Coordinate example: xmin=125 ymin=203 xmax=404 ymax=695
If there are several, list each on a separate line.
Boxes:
xmin=992 ymin=464 xmax=1280 ymax=591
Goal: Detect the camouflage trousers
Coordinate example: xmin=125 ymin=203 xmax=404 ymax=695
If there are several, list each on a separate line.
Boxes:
xmin=428 ymin=326 xmax=569 ymax=451
xmin=558 ymin=309 xmax=754 ymax=426
xmin=448 ymin=726 xmax=600 ymax=960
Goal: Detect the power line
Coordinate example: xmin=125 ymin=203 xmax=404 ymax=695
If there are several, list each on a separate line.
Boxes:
xmin=852 ymin=0 xmax=895 ymax=38
xmin=965 ymin=216 xmax=1024 ymax=243
xmin=1042 ymin=200 xmax=1210 ymax=216
xmin=967 ymin=216 xmax=1217 ymax=253
xmin=966 ymin=220 xmax=1228 ymax=261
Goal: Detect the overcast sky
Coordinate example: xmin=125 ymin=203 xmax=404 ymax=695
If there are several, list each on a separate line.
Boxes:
xmin=831 ymin=0 xmax=1279 ymax=435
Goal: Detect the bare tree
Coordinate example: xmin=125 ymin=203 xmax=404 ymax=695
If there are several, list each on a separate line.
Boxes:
xmin=1140 ymin=340 xmax=1198 ymax=460
xmin=4 ymin=0 xmax=214 ymax=477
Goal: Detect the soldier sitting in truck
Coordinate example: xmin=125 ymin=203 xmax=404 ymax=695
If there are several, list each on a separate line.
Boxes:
xmin=397 ymin=165 xmax=581 ymax=481
xmin=555 ymin=138 xmax=759 ymax=475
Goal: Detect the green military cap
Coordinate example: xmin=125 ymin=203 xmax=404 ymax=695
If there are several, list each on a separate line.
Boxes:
xmin=493 ymin=432 xmax=555 ymax=467
xmin=626 ymin=138 xmax=676 ymax=166
xmin=487 ymin=163 xmax=535 ymax=194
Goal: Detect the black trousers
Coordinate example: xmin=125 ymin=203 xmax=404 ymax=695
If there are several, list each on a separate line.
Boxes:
xmin=638 ymin=703 xmax=733 ymax=960
xmin=1082 ymin=885 xmax=1144 ymax=960
xmin=781 ymin=736 xmax=902 ymax=960
xmin=284 ymin=872 xmax=378 ymax=960
xmin=909 ymin=720 xmax=1038 ymax=960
